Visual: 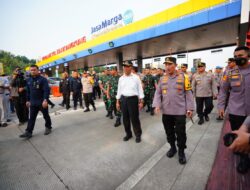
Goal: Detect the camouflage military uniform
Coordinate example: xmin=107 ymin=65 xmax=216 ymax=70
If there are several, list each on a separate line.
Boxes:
xmin=142 ymin=74 xmax=155 ymax=114
xmin=99 ymin=74 xmax=111 ymax=114
xmin=107 ymin=74 xmax=122 ymax=126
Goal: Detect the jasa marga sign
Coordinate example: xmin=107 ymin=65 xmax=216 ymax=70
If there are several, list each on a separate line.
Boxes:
xmin=91 ymin=10 xmax=134 ymax=38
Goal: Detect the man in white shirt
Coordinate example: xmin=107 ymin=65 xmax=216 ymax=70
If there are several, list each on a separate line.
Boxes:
xmin=116 ymin=61 xmax=144 ymax=143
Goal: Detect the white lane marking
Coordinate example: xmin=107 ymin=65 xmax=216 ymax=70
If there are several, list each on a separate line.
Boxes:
xmin=115 ymin=115 xmax=198 ymax=190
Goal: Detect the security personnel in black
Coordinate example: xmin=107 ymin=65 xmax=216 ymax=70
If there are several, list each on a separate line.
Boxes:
xmin=70 ymin=71 xmax=83 ymax=110
xmin=59 ymin=72 xmax=71 ymax=110
xmin=19 ymin=65 xmax=52 ymax=139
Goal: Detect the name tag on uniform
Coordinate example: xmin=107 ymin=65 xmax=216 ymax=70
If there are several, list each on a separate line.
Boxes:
xmin=36 ymin=84 xmax=40 ymax=89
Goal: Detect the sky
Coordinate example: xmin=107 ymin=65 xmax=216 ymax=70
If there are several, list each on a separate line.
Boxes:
xmin=0 ymin=0 xmax=236 ymax=70
xmin=0 ymin=0 xmax=188 ymax=60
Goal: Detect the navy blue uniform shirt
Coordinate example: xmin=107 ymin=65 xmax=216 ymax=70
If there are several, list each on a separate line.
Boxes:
xmin=26 ymin=75 xmax=50 ymax=106
xmin=70 ymin=77 xmax=82 ymax=92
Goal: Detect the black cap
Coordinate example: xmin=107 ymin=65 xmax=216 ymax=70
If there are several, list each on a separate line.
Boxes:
xmin=197 ymin=62 xmax=206 ymax=67
xmin=164 ymin=57 xmax=176 ymax=64
xmin=123 ymin=61 xmax=133 ymax=67
xmin=181 ymin=63 xmax=188 ymax=68
xmin=226 ymin=58 xmax=235 ymax=63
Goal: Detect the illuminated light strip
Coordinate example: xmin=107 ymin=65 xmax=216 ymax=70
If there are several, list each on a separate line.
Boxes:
xmin=36 ymin=0 xmax=228 ymax=67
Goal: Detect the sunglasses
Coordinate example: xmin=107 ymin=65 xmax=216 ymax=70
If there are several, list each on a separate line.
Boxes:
xmin=197 ymin=66 xmax=204 ymax=68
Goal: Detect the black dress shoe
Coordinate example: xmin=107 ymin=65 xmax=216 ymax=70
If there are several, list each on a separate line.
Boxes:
xmin=18 ymin=122 xmax=25 ymax=126
xmin=44 ymin=128 xmax=52 ymax=135
xmin=93 ymin=106 xmax=96 ymax=111
xmin=109 ymin=114 xmax=113 ymax=119
xmin=123 ymin=135 xmax=132 ymax=141
xmin=84 ymin=108 xmax=90 ymax=112
xmin=150 ymin=110 xmax=154 ymax=116
xmin=135 ymin=137 xmax=141 ymax=143
xmin=146 ymin=109 xmax=150 ymax=113
xmin=216 ymin=116 xmax=223 ymax=121
xmin=166 ymin=147 xmax=177 ymax=158
xmin=106 ymin=112 xmax=110 ymax=117
xmin=114 ymin=119 xmax=121 ymax=127
xmin=204 ymin=115 xmax=209 ymax=121
xmin=19 ymin=132 xmax=32 ymax=139
xmin=178 ymin=150 xmax=187 ymax=165
xmin=237 ymin=156 xmax=249 ymax=174
xmin=198 ymin=118 xmax=204 ymax=125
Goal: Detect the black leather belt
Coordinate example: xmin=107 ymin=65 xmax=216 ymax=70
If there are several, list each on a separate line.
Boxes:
xmin=121 ymin=95 xmax=138 ymax=99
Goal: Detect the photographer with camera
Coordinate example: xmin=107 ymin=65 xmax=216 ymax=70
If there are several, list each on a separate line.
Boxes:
xmin=218 ymin=46 xmax=250 ymax=174
xmin=10 ymin=67 xmax=28 ymax=125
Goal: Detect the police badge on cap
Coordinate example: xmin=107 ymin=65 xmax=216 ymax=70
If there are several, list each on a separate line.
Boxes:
xmin=123 ymin=61 xmax=133 ymax=67
xmin=197 ymin=62 xmax=206 ymax=67
xmin=164 ymin=57 xmax=176 ymax=64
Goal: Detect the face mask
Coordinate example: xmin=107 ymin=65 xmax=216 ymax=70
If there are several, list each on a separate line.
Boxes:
xmin=235 ymin=57 xmax=248 ymax=66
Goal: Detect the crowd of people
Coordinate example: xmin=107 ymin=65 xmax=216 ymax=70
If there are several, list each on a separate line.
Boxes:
xmin=0 ymin=46 xmax=249 ymax=174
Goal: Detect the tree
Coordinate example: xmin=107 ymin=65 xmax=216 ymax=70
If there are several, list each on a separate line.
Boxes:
xmin=0 ymin=50 xmax=35 ymax=75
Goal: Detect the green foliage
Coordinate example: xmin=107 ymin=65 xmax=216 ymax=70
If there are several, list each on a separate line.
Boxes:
xmin=0 ymin=50 xmax=36 ymax=75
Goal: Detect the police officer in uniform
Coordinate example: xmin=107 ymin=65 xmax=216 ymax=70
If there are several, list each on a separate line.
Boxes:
xmin=142 ymin=67 xmax=155 ymax=115
xmin=99 ymin=69 xmax=111 ymax=117
xmin=70 ymin=71 xmax=83 ymax=110
xmin=214 ymin=66 xmax=223 ymax=92
xmin=19 ymin=65 xmax=52 ymax=139
xmin=107 ymin=67 xmax=121 ymax=127
xmin=59 ymin=72 xmax=71 ymax=110
xmin=192 ymin=62 xmax=218 ymax=125
xmin=216 ymin=58 xmax=237 ymax=120
xmin=153 ymin=57 xmax=194 ymax=164
xmin=81 ymin=71 xmax=96 ymax=112
xmin=218 ymin=46 xmax=250 ymax=173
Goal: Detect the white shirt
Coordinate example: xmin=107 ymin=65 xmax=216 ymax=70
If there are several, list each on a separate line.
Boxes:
xmin=116 ymin=73 xmax=144 ymax=99
xmin=81 ymin=77 xmax=93 ymax=93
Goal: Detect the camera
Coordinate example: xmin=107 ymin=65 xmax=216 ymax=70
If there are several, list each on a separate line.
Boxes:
xmin=223 ymin=133 xmax=237 ymax=147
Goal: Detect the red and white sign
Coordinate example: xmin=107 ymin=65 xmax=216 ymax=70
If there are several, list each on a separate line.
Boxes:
xmin=42 ymin=36 xmax=86 ymax=60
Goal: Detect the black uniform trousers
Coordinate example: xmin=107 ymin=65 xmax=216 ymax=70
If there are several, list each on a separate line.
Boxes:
xmin=73 ymin=91 xmax=83 ymax=108
xmin=26 ymin=105 xmax=52 ymax=134
xmin=229 ymin=114 xmax=247 ymax=131
xmin=162 ymin=115 xmax=187 ymax=150
xmin=13 ymin=97 xmax=28 ymax=123
xmin=229 ymin=114 xmax=248 ymax=160
xmin=83 ymin=93 xmax=95 ymax=109
xmin=47 ymin=99 xmax=55 ymax=106
xmin=196 ymin=97 xmax=214 ymax=118
xmin=120 ymin=96 xmax=142 ymax=138
xmin=93 ymin=86 xmax=101 ymax=99
xmin=63 ymin=92 xmax=70 ymax=109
